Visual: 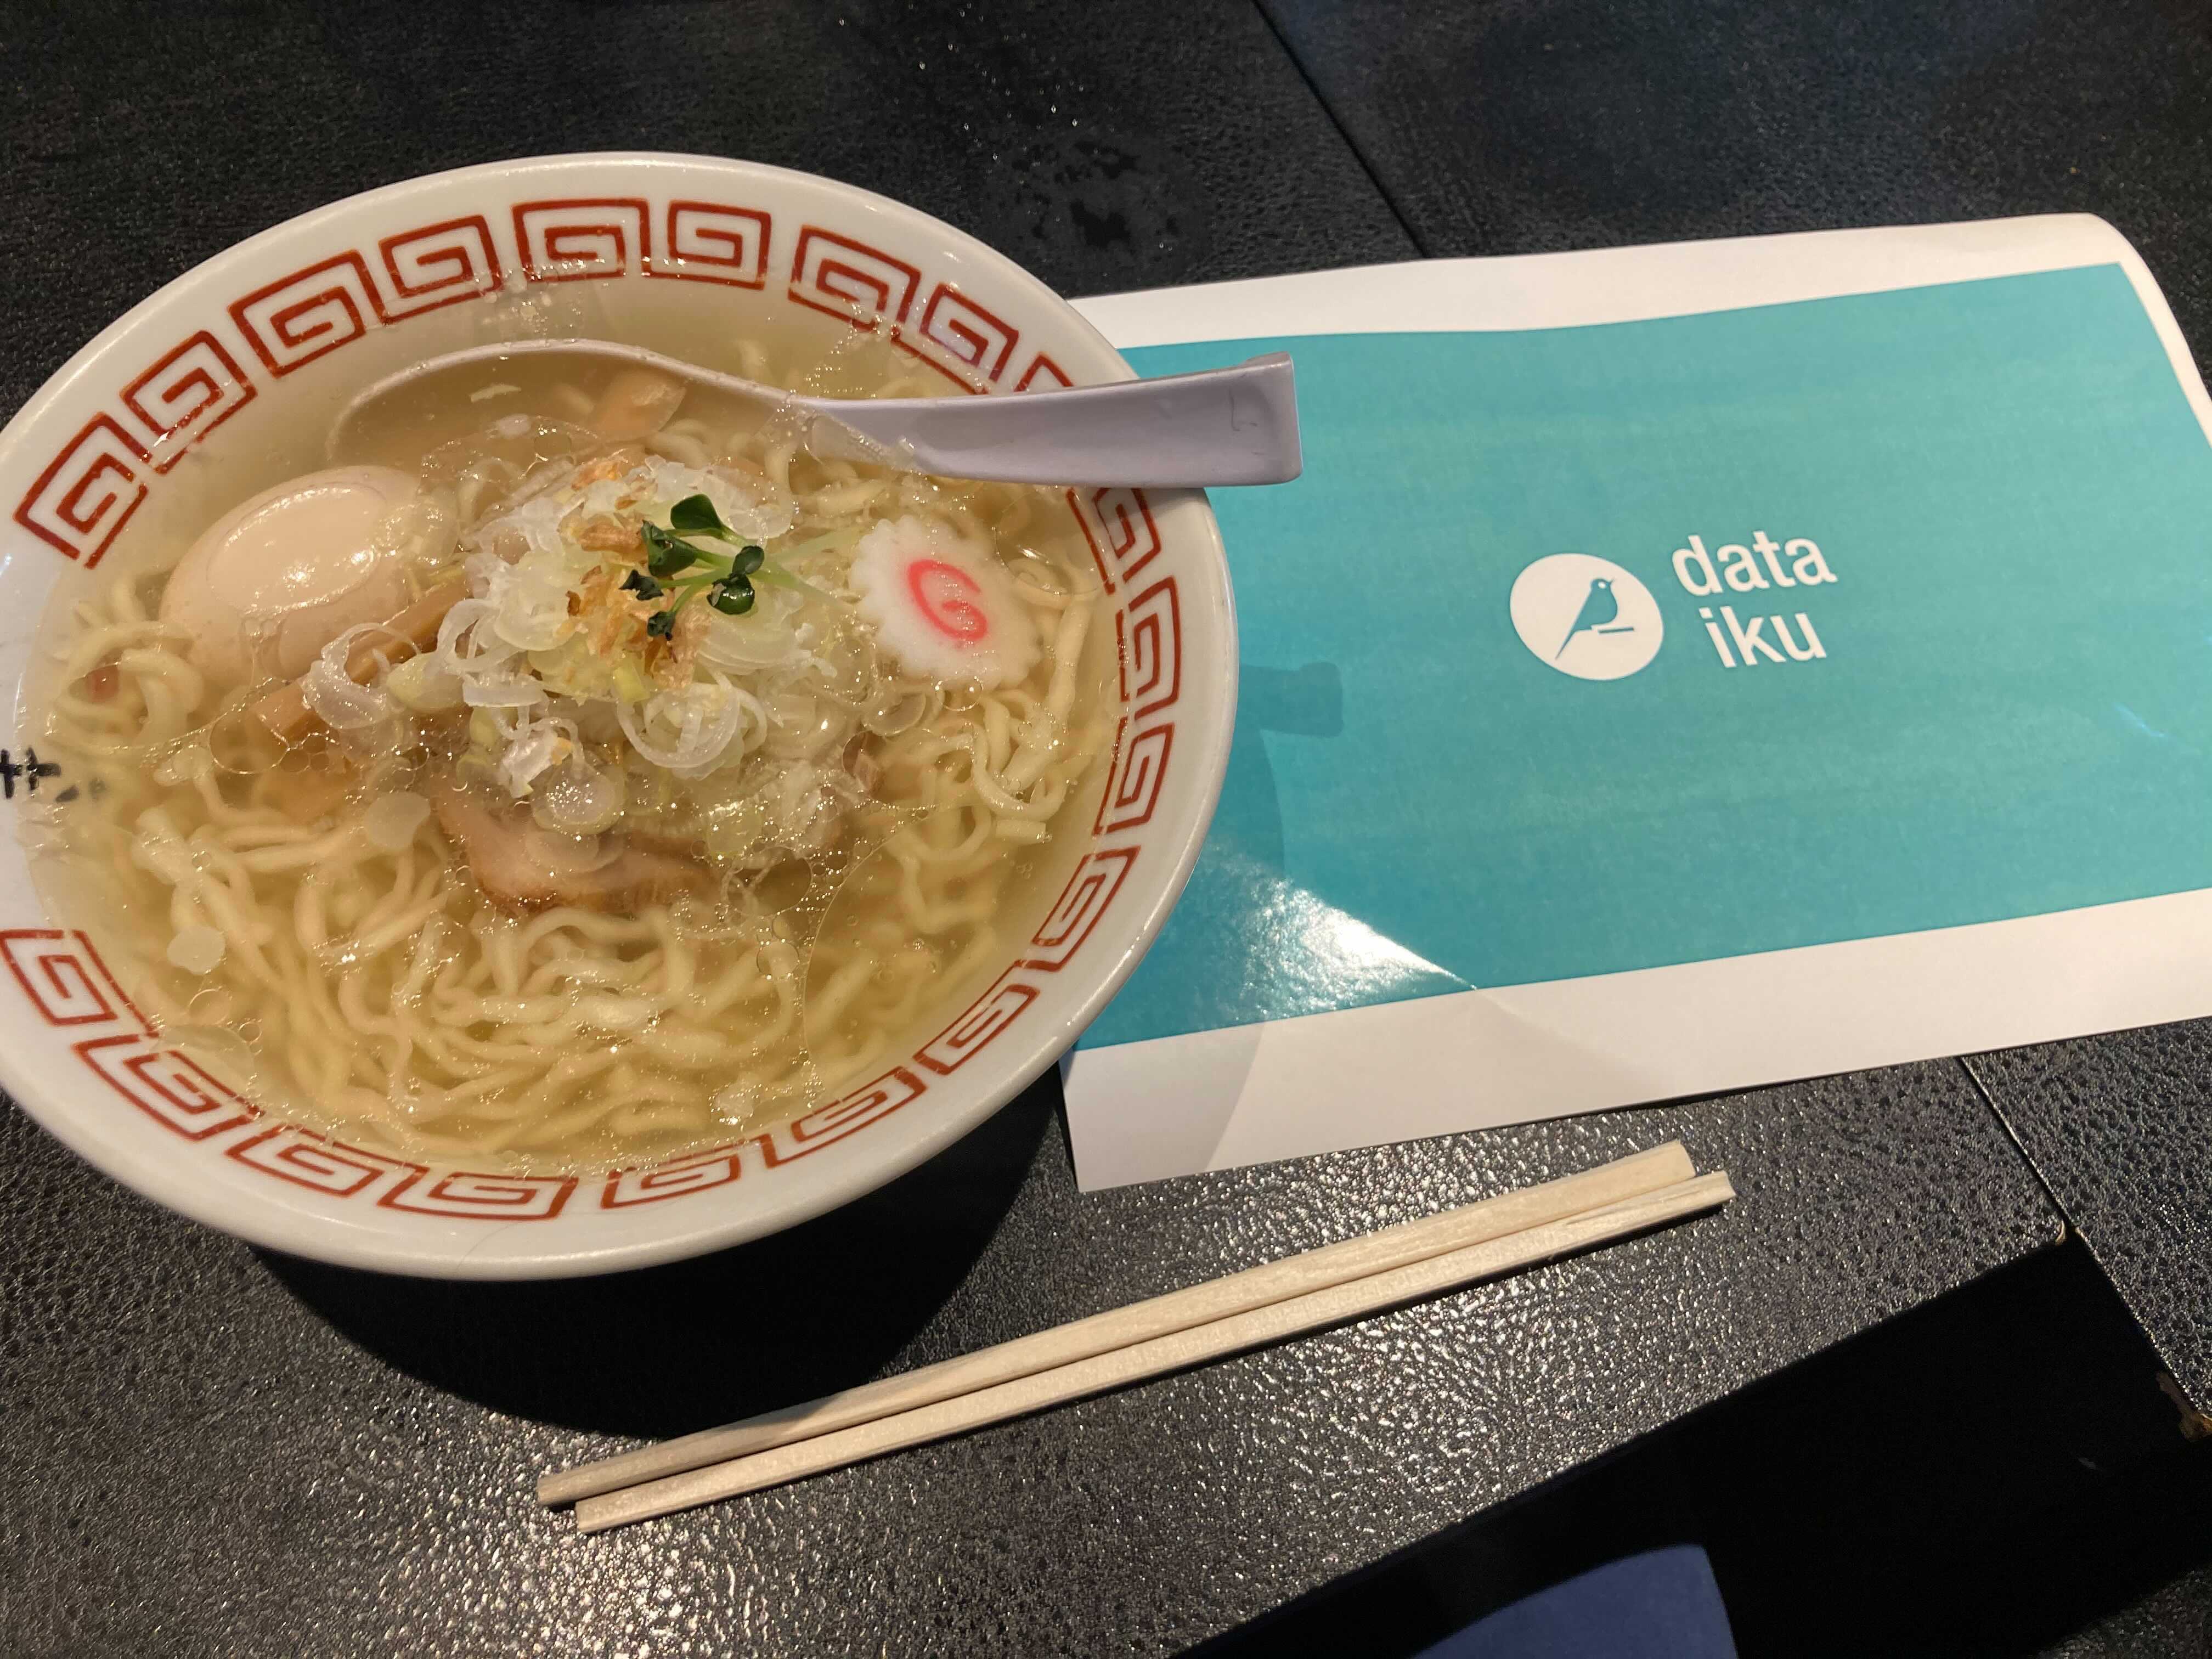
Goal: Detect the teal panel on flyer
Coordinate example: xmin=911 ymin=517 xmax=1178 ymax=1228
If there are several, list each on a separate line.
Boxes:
xmin=1081 ymin=265 xmax=2212 ymax=1049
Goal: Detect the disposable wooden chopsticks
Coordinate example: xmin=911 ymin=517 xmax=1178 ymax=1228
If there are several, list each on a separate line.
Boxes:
xmin=541 ymin=1142 xmax=1713 ymax=1510
xmin=569 ymin=1166 xmax=1733 ymax=1533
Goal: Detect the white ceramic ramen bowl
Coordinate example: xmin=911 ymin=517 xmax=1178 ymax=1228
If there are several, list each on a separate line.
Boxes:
xmin=0 ymin=153 xmax=1234 ymax=1278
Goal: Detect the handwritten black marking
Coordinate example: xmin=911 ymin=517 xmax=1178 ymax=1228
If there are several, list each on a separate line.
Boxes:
xmin=0 ymin=749 xmax=64 ymax=800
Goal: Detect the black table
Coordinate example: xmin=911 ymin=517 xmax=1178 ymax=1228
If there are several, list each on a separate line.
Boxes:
xmin=8 ymin=3 xmax=2203 ymax=1652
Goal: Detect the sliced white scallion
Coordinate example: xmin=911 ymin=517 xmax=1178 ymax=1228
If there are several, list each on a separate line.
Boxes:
xmin=495 ymin=718 xmax=574 ymax=799
xmin=299 ymin=624 xmax=396 ymax=731
xmin=362 ymin=791 xmax=432 ymax=853
xmin=386 ymin=653 xmax=463 ymax=714
xmin=642 ymin=459 xmax=795 ymax=544
xmin=530 ymin=755 xmax=627 ymax=836
xmin=167 ymin=925 xmax=226 ymax=975
xmin=617 ymin=675 xmax=763 ymax=778
xmin=460 ymin=672 xmax=549 ymax=711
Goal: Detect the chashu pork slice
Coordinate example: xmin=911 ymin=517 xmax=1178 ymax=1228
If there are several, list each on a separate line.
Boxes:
xmin=431 ymin=783 xmax=709 ymax=913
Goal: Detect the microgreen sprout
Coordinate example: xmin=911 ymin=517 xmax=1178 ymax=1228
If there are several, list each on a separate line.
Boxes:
xmin=629 ymin=498 xmax=770 ymax=635
xmin=668 ymin=494 xmax=733 ymax=538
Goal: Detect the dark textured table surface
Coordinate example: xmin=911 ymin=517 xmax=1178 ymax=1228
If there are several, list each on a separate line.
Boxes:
xmin=15 ymin=1 xmax=2209 ymax=1652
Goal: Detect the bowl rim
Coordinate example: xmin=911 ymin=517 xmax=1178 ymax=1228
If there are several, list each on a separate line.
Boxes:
xmin=0 ymin=150 xmax=1238 ymax=1278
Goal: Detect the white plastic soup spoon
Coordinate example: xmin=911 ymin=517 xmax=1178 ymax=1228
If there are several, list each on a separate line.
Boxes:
xmin=330 ymin=338 xmax=1301 ymax=488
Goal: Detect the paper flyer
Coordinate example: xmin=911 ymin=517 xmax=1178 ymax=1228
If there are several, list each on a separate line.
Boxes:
xmin=1062 ymin=216 xmax=2212 ymax=1190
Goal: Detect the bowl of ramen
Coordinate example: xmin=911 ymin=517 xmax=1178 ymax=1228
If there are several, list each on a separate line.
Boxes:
xmin=0 ymin=153 xmax=1233 ymax=1277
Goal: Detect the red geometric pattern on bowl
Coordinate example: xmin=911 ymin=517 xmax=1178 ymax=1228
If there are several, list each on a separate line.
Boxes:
xmin=1069 ymin=487 xmax=1163 ymax=594
xmin=227 ymin=1125 xmax=422 ymax=1200
xmin=1097 ymin=719 xmax=1175 ymax=834
xmin=917 ymin=969 xmax=1043 ymax=1076
xmin=0 ymin=928 xmax=573 ymax=1218
xmin=1024 ymin=846 xmax=1141 ymax=972
xmin=789 ymin=224 xmax=921 ymax=331
xmin=1 ymin=927 xmax=145 ymax=1025
xmin=121 ymin=332 xmax=257 ymax=472
xmin=918 ymin=283 xmax=1018 ymax=380
xmin=656 ymin=201 xmax=772 ymax=289
xmin=383 ymin=1169 xmax=576 ymax=1220
xmin=229 ymin=251 xmax=390 ymax=376
xmin=10 ymin=211 xmax=501 ymax=558
xmin=3 ymin=180 xmax=1193 ymax=1210
xmin=1118 ymin=577 xmax=1182 ymax=720
xmin=600 ymin=1142 xmax=749 ymax=1209
xmin=74 ymin=1031 xmax=256 ymax=1142
xmin=757 ymin=1065 xmax=929 ymax=1167
xmin=13 ymin=205 xmax=1125 ymax=572
xmin=1014 ymin=352 xmax=1072 ymax=391
xmin=11 ymin=414 xmax=151 ymax=567
xmin=513 ymin=197 xmax=652 ymax=283
xmin=377 ymin=216 xmax=504 ymax=315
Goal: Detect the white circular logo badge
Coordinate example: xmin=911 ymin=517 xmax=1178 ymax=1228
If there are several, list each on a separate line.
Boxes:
xmin=1509 ymin=554 xmax=1664 ymax=680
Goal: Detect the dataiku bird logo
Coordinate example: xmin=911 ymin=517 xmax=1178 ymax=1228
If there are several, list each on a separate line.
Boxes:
xmin=1509 ymin=554 xmax=1664 ymax=681
xmin=1555 ymin=577 xmax=1622 ymax=658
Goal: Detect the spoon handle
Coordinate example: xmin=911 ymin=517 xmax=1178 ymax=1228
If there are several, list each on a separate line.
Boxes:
xmin=803 ymin=353 xmax=1301 ymax=488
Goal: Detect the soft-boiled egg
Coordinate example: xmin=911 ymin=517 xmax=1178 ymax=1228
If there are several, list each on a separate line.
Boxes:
xmin=159 ymin=466 xmax=427 ymax=687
